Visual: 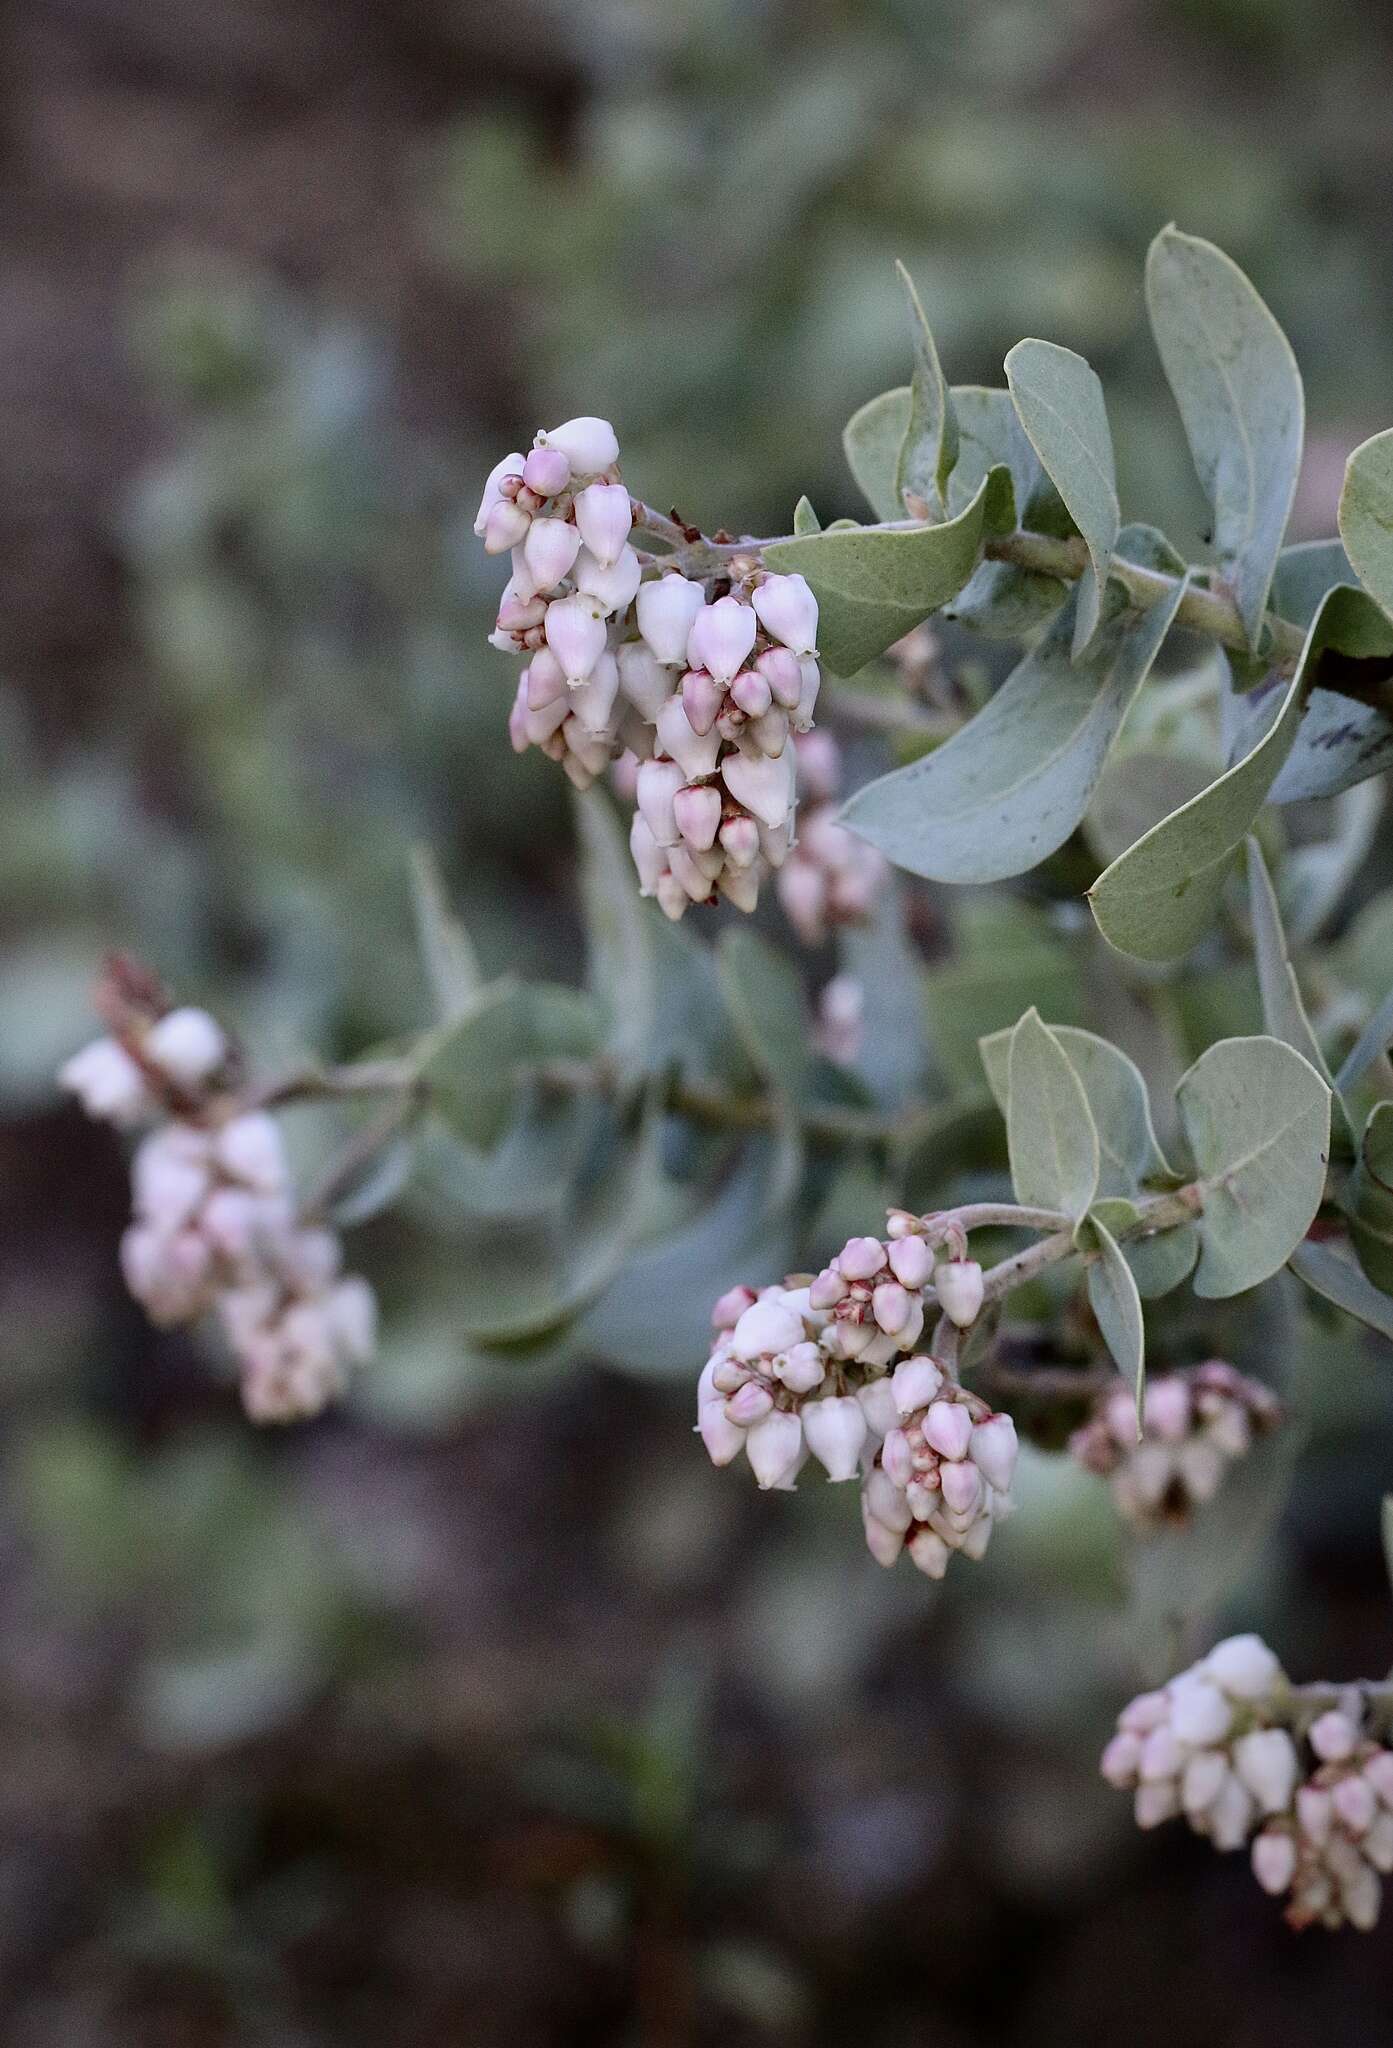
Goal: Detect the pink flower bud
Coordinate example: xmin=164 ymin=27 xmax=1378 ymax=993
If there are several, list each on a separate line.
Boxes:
xmin=1209 ymin=1775 xmax=1257 ymax=1852
xmin=794 ymin=657 xmax=821 ymax=731
xmin=1297 ymin=1784 xmax=1333 ymax=1845
xmin=1168 ymin=1675 xmax=1232 ymax=1748
xmin=544 ymin=593 xmax=608 ymax=683
xmin=732 ymin=1296 xmax=805 ymax=1362
xmin=887 ymin=1236 xmax=932 ymax=1289
xmin=132 ymin=1127 xmax=211 ymax=1229
xmin=720 ymin=864 xmax=761 ymax=914
xmin=752 ymin=571 xmax=818 ymax=654
xmin=1312 ymin=1712 xmax=1360 ymax=1763
xmin=1134 ymin=1782 xmax=1180 ymax=1830
xmin=497 ymin=585 xmax=547 ymax=633
xmin=574 ymin=544 xmax=641 ymax=614
xmin=837 ymin=1236 xmax=888 ymax=1282
xmin=808 ymin=1267 xmax=847 ymax=1311
xmin=526 ymin=650 xmax=568 ymax=708
xmin=680 ymin=667 xmax=724 ymax=738
xmin=872 ymin=1281 xmax=911 ymax=1334
xmin=473 ymin=452 xmax=525 ymax=536
xmin=756 ymin=646 xmax=804 ymax=710
xmin=673 ymin=782 xmax=722 ymax=852
xmin=1365 ymin=1751 xmax=1393 ymax=1809
xmin=523 ymin=516 xmax=582 ymax=590
xmin=923 ymin=1399 xmax=973 ymax=1462
xmin=1233 ymin=1728 xmax=1299 ymax=1815
xmin=656 ymin=871 xmax=688 ymax=921
xmin=636 ymin=575 xmax=704 ymax=664
xmin=711 ymin=1284 xmax=757 ymax=1331
xmin=146 ymin=1007 xmax=228 ymax=1089
xmin=721 ymin=746 xmax=794 ymax=830
xmin=60 ymin=1036 xmax=153 ymax=1126
xmin=687 ymin=595 xmax=756 ymax=684
xmin=863 ymin=1506 xmax=906 ymax=1568
xmin=942 ymin=1457 xmax=986 ymax=1516
xmin=881 ymin=1428 xmax=915 ymax=1489
xmin=484 ymin=499 xmax=531 ymax=555
xmin=1252 ymin=1829 xmax=1298 ymax=1896
xmin=573 ymin=482 xmax=632 ymax=567
xmin=637 ymin=758 xmax=684 ymax=847
xmin=699 ymin=1401 xmax=747 ymax=1467
xmin=802 ymin=1394 xmax=867 ymax=1481
xmin=776 ymin=860 xmax=826 ymax=945
xmin=745 ymin=1408 xmax=804 ymax=1489
xmin=216 ymin=1112 xmax=288 ymax=1193
xmin=656 ymin=696 xmax=722 ymax=781
xmin=724 ymin=1381 xmax=774 ymax=1427
xmin=774 ymin=1341 xmax=825 ymax=1395
xmin=1119 ymin=1690 xmax=1171 ymax=1735
xmin=908 ymin=1527 xmax=951 ymax=1580
xmin=615 ymin=641 xmax=673 ymax=723
xmin=522 ymin=445 xmax=570 ymax=497
xmin=934 ymin=1258 xmax=984 ymax=1328
xmin=1142 ymin=1376 xmax=1192 ymax=1443
xmin=508 ymin=687 xmax=530 ymax=753
xmin=1100 ymin=1731 xmax=1142 ymax=1787
xmin=717 ymin=814 xmax=760 ymax=869
xmin=535 ymin=416 xmax=619 ymax=475
xmin=891 ymin=1355 xmax=943 ymax=1414
xmin=730 ymin=669 xmax=773 ymax=718
xmin=668 ymin=845 xmax=714 ymax=903
xmin=746 ymin=707 xmax=789 ymax=760
xmin=969 ymin=1414 xmax=1018 ymax=1494
xmin=1334 ymin=1776 xmax=1378 ymax=1836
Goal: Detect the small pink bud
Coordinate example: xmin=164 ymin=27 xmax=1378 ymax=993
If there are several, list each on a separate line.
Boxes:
xmin=940 ymin=1459 xmax=984 ymax=1518
xmin=484 ymin=498 xmax=531 ymax=555
xmin=699 ymin=1401 xmax=748 ymax=1467
xmin=719 ymin=814 xmax=761 ymax=868
xmin=721 ymin=746 xmax=795 ymax=830
xmin=881 ymin=1428 xmax=914 ymax=1489
xmin=730 ymin=669 xmax=773 ymax=718
xmin=871 ymin=1281 xmax=911 ymax=1334
xmin=672 ymin=782 xmax=722 ymax=853
xmin=802 ymin=1394 xmax=868 ymax=1481
xmin=574 ymin=544 xmax=641 ymax=613
xmin=745 ymin=1408 xmax=804 ymax=1490
xmin=719 ymin=864 xmax=760 ymax=914
xmin=808 ymin=1267 xmax=847 ymax=1310
xmin=535 ymin=416 xmax=619 ymax=475
xmin=776 ymin=860 xmax=826 ymax=945
xmin=756 ymin=645 xmax=804 ymax=709
xmin=523 ymin=516 xmax=582 ymax=590
xmin=474 ymin=452 xmax=525 ymax=536
xmin=1119 ymin=1690 xmax=1171 ymax=1735
xmin=522 ymin=445 xmax=570 ymax=497
xmin=617 ymin=641 xmax=673 ymax=722
xmin=862 ymin=1503 xmax=905 ymax=1568
xmin=59 ymin=1036 xmax=153 ymax=1126
xmin=1233 ymin=1728 xmax=1299 ymax=1814
xmin=794 ymin=657 xmax=821 ymax=731
xmin=544 ymin=593 xmax=608 ymax=683
xmin=838 ymin=1236 xmax=888 ymax=1282
xmin=1333 ymin=1776 xmax=1378 ymax=1836
xmin=1168 ymin=1675 xmax=1232 ymax=1747
xmin=1133 ymin=1782 xmax=1180 ymax=1830
xmin=891 ymin=1355 xmax=943 ymax=1414
xmin=753 ymin=571 xmax=819 ymax=654
xmin=146 ymin=1007 xmax=228 ymax=1089
xmin=573 ymin=482 xmax=632 ymax=567
xmin=908 ymin=1527 xmax=951 ymax=1580
xmin=680 ymin=667 xmax=724 ymax=737
xmin=1142 ymin=1376 xmax=1192 ymax=1443
xmin=526 ymin=650 xmax=568 ymax=708
xmin=732 ymin=1296 xmax=805 ymax=1362
xmin=934 ymin=1258 xmax=984 ymax=1328
xmin=923 ymin=1399 xmax=973 ymax=1462
xmin=857 ymin=1378 xmax=900 ymax=1440
xmin=1252 ymin=1830 xmax=1298 ymax=1896
xmin=497 ymin=585 xmax=547 ymax=632
xmin=747 ymin=708 xmax=789 ymax=760
xmin=1100 ymin=1731 xmax=1142 ymax=1787
xmin=1311 ymin=1711 xmax=1359 ymax=1762
xmin=774 ymin=1341 xmax=825 ymax=1395
xmin=568 ymin=651 xmax=621 ymax=737
xmin=1297 ymin=1785 xmax=1333 ymax=1845
xmin=687 ymin=595 xmax=757 ymax=684
xmin=724 ymin=1381 xmax=773 ymax=1427
xmin=969 ymin=1414 xmax=1018 ymax=1494
xmin=656 ymin=696 xmax=722 ymax=781
xmin=636 ymin=758 xmax=684 ymax=846
xmin=637 ymin=576 xmax=706 ymax=664
xmin=887 ymin=1236 xmax=932 ymax=1289
xmin=711 ymin=1284 xmax=757 ymax=1331
xmin=1364 ymin=1751 xmax=1393 ymax=1808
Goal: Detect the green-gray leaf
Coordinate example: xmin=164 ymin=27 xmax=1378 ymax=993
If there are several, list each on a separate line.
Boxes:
xmin=1086 ymin=1215 xmax=1146 ymax=1418
xmin=980 ymin=1020 xmax=1173 ymax=1198
xmin=1006 ymin=1008 xmax=1100 ymax=1220
xmin=841 ymin=525 xmax=1186 ymax=884
xmin=1253 ymin=544 xmax=1393 ymax=802
xmin=1339 ymin=428 xmax=1393 ymax=622
xmin=1288 ymin=1237 xmax=1393 ymax=1343
xmin=1245 ymin=836 xmax=1337 ymax=1096
xmin=843 ymin=386 xmax=909 ymax=523
xmin=1004 ymin=338 xmax=1119 ymax=656
xmin=1146 ymin=226 xmax=1303 ymax=650
xmin=763 ymin=476 xmax=991 ymax=676
xmin=409 ymin=844 xmax=482 ymax=1024
xmin=576 ymin=786 xmax=657 ymax=1080
xmin=1088 ymin=587 xmax=1351 ymax=961
xmin=793 ymin=494 xmax=821 ymax=536
xmin=716 ymin=928 xmax=812 ymax=1104
xmin=895 ymin=262 xmax=959 ymax=513
xmin=1177 ymin=1035 xmax=1330 ymax=1297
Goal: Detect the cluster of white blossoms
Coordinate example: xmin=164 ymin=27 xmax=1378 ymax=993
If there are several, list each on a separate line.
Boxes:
xmin=1102 ymin=1636 xmax=1393 ymax=1931
xmin=60 ymin=999 xmax=375 ymax=1423
xmin=696 ymin=1216 xmax=1018 ymax=1580
xmin=476 ymin=415 xmax=823 ymax=919
xmin=1069 ymin=1360 xmax=1282 ymax=1528
xmin=776 ymin=731 xmax=890 ymax=946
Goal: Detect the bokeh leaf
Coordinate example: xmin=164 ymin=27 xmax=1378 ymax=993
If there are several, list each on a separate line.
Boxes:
xmin=576 ymin=786 xmax=657 ymax=1080
xmin=1004 ymin=338 xmax=1119 ymax=655
xmin=1177 ymin=1035 xmax=1330 ymax=1297
xmin=1288 ymin=1237 xmax=1393 ymax=1343
xmin=1340 ymin=427 xmax=1393 ymax=622
xmin=1085 ymin=1215 xmax=1145 ymax=1417
xmin=895 ymin=262 xmax=958 ymax=513
xmin=409 ymin=843 xmax=482 ymax=1023
xmin=1146 ymin=226 xmax=1303 ymax=649
xmin=840 ymin=526 xmax=1186 ymax=883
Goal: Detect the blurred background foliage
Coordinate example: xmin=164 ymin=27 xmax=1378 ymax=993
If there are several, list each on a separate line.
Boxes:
xmin=7 ymin=0 xmax=1393 ymax=2039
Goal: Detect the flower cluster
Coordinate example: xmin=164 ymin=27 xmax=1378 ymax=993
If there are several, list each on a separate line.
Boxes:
xmin=60 ymin=981 xmax=375 ymax=1423
xmin=1103 ymin=1637 xmax=1393 ymax=1930
xmin=777 ymin=732 xmax=890 ymax=946
xmin=476 ymin=416 xmax=823 ymax=919
xmin=1069 ymin=1360 xmax=1282 ymax=1527
xmin=696 ymin=1217 xmax=1016 ymax=1580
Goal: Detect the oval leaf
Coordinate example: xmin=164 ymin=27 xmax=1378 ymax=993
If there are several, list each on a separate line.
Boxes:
xmin=843 ymin=386 xmax=910 ymax=522
xmin=1177 ymin=1035 xmax=1330 ymax=1298
xmin=1340 ymin=427 xmax=1393 ymax=622
xmin=840 ymin=526 xmax=1187 ymax=884
xmin=764 ymin=476 xmax=991 ymax=676
xmin=1146 ymin=226 xmax=1303 ymax=650
xmin=1086 ymin=1215 xmax=1146 ymax=1419
xmin=1004 ymin=338 xmax=1119 ymax=656
xmin=1006 ymin=1008 xmax=1100 ymax=1221
xmin=979 ymin=1020 xmax=1173 ymax=1197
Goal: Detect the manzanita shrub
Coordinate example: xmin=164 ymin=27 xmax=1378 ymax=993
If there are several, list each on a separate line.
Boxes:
xmin=63 ymin=226 xmax=1393 ymax=1930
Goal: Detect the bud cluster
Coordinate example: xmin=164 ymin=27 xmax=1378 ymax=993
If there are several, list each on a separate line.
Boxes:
xmin=696 ymin=1216 xmax=1015 ymax=1581
xmin=1102 ymin=1637 xmax=1393 ymax=1931
xmin=60 ymin=994 xmax=375 ymax=1423
xmin=476 ymin=416 xmax=824 ymax=919
xmin=776 ymin=732 xmax=890 ymax=946
xmin=1069 ymin=1360 xmax=1281 ymax=1528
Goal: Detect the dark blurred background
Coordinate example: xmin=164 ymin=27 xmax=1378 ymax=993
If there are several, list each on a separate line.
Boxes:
xmin=8 ymin=0 xmax=1393 ymax=2040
